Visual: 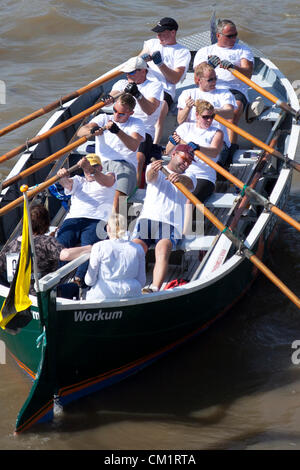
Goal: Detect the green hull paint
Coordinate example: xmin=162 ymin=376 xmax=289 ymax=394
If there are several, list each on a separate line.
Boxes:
xmin=1 ymin=253 xmax=259 ymax=433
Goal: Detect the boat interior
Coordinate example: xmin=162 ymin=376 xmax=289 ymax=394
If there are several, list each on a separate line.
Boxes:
xmin=0 ymin=32 xmax=295 ymax=300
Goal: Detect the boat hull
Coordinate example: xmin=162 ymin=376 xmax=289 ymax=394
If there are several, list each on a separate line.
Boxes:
xmin=0 ymin=234 xmax=266 ymax=433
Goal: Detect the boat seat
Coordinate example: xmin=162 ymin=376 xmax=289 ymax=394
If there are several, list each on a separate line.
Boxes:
xmin=147 ymin=235 xmax=215 ymax=252
xmin=128 ymin=189 xmax=238 ymax=209
xmin=232 ymin=149 xmax=261 ymax=164
xmin=75 ymin=141 xmax=96 ymax=155
xmin=178 ymin=235 xmax=215 ymax=251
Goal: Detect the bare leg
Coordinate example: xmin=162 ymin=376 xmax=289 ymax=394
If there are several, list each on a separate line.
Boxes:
xmin=113 ymin=189 xmax=126 ymax=214
xmin=183 ymin=200 xmax=193 ymax=236
xmin=152 ymin=238 xmax=172 ymax=290
xmin=227 ymin=100 xmax=244 ymax=144
xmin=136 ymin=151 xmax=145 ymax=188
xmin=153 ymin=101 xmax=169 ymax=145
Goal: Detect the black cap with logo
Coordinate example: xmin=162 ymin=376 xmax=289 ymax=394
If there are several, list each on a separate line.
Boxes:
xmin=151 ymin=17 xmax=179 ymax=32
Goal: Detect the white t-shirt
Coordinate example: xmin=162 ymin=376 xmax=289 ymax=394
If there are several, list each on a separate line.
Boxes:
xmin=193 ymin=42 xmax=254 ymax=99
xmin=175 ymin=122 xmax=222 ymax=184
xmin=85 ymin=238 xmax=146 ymax=300
xmin=64 ymin=174 xmax=116 ymax=221
xmin=143 ymin=38 xmax=191 ymax=99
xmin=177 ymin=87 xmax=237 ymax=146
xmin=137 ymin=165 xmax=196 ymax=238
xmin=112 ymin=78 xmax=163 ymax=138
xmin=91 ymin=114 xmax=145 ymax=169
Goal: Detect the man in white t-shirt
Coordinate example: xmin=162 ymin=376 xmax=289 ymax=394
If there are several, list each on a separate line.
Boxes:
xmin=57 ymin=154 xmax=116 ymax=285
xmin=177 ymin=62 xmax=236 ymax=166
xmin=138 ymin=17 xmax=191 ymax=144
xmin=110 ymin=56 xmax=163 ymax=187
xmin=77 ymin=93 xmax=145 ymax=213
xmin=193 ymin=19 xmax=254 ymax=152
xmin=132 ymin=144 xmax=196 ymax=293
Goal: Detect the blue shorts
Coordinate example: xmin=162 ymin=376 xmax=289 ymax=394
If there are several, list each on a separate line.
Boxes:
xmin=132 ymin=219 xmax=179 ymax=250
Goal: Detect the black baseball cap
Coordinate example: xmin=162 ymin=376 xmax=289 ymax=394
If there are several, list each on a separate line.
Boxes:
xmin=151 ymin=17 xmax=178 ymax=32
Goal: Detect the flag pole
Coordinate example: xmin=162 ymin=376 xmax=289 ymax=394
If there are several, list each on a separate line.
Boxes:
xmin=20 ymin=185 xmax=40 ymax=293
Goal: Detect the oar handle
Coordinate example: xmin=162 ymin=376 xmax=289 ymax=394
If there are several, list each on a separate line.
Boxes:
xmin=229 ymin=67 xmax=299 ymax=118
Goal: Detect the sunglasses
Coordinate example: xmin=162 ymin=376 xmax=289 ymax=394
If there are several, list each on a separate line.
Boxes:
xmin=201 ymin=114 xmax=215 ymax=120
xmin=113 ymin=107 xmax=127 ymax=116
xmin=175 ymin=152 xmax=193 ymax=163
xmin=127 ymin=68 xmax=142 ymax=76
xmin=203 ymin=77 xmax=217 ymax=82
xmin=220 ymin=32 xmax=238 ymax=38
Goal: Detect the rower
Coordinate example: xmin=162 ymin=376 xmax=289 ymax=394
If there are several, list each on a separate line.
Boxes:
xmin=193 ymin=19 xmax=254 ymax=159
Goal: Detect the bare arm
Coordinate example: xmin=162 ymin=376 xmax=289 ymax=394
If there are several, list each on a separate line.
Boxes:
xmin=157 ymin=64 xmax=186 ymax=85
xmin=146 ymin=159 xmax=163 ymax=183
xmin=168 ymin=172 xmax=194 ymax=190
xmin=177 ymin=95 xmax=195 ymax=124
xmin=165 ymin=131 xmax=181 ymax=154
xmin=221 ymin=58 xmax=253 ymax=79
xmin=93 ymin=168 xmax=115 ymax=188
xmin=235 ymin=58 xmax=253 ymax=79
xmin=77 ymin=122 xmax=105 ymax=138
xmin=57 ymin=168 xmax=73 ymax=191
xmin=214 ymin=104 xmax=234 ymax=120
xmin=111 ymin=86 xmax=160 ymax=116
xmin=106 ymin=121 xmax=144 ymax=151
xmin=138 ymin=95 xmax=160 ymax=116
xmin=79 ymin=156 xmax=115 ymax=188
xmin=139 ymin=48 xmax=186 ymax=85
xmin=59 ymin=245 xmax=92 ymax=262
xmin=198 ymin=130 xmax=224 ymax=158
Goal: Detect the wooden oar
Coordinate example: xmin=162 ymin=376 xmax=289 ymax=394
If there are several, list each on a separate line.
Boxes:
xmin=214 ymin=113 xmax=300 ymax=173
xmin=157 ymin=162 xmax=300 ymax=309
xmin=0 ymin=134 xmax=95 ymax=216
xmin=1 ymin=136 xmax=89 ymax=191
xmin=0 ymin=68 xmax=123 ymax=138
xmin=228 ymin=67 xmax=299 ymax=119
xmin=0 ymin=91 xmax=122 ymax=166
xmin=178 ymin=138 xmax=300 ymax=233
xmin=229 ymin=134 xmax=279 ymax=230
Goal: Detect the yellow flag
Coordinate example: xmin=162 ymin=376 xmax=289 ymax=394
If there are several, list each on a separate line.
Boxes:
xmin=0 ymin=197 xmax=32 ymax=330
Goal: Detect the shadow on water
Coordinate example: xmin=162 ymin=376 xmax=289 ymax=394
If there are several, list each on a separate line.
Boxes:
xmin=25 ymin=195 xmax=300 ymax=449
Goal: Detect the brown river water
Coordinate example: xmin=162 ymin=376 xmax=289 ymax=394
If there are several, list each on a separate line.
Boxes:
xmin=0 ymin=0 xmax=300 ymax=451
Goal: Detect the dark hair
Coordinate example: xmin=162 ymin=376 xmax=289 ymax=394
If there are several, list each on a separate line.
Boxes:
xmin=30 ymin=204 xmax=50 ymax=235
xmin=118 ymin=93 xmax=136 ymax=111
